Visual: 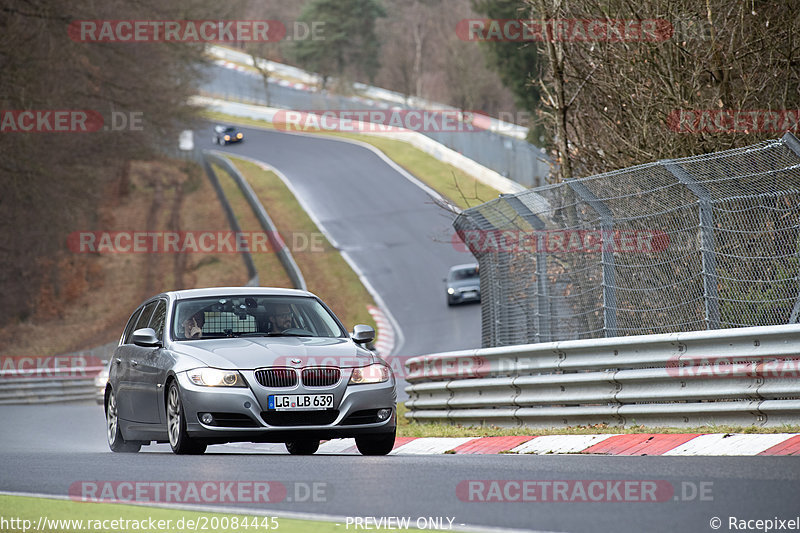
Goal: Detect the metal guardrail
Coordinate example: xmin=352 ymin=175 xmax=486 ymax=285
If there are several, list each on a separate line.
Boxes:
xmin=0 ymin=342 xmax=116 ymax=405
xmin=204 ymin=151 xmax=307 ymax=291
xmin=404 ymin=324 xmax=800 ymax=428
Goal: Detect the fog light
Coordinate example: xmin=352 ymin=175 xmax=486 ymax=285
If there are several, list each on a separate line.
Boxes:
xmin=376 ymin=408 xmax=392 ymax=421
xmin=200 ymin=413 xmax=214 ymax=425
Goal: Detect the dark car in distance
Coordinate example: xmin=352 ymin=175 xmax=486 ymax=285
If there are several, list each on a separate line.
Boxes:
xmin=213 ymin=125 xmax=244 ymax=145
xmin=445 ymin=263 xmax=480 ymax=306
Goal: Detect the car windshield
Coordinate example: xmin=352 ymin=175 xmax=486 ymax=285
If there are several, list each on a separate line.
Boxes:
xmin=223 ymin=127 xmax=236 ymax=133
xmin=450 ymin=267 xmax=478 ymax=281
xmin=173 ymin=295 xmax=346 ymax=340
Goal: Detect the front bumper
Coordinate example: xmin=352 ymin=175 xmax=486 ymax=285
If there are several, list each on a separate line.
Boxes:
xmin=449 ymin=289 xmax=481 ymax=303
xmin=176 ymin=369 xmax=396 ymax=443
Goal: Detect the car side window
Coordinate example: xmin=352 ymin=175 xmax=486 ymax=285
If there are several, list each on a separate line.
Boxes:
xmin=122 ymin=307 xmax=143 ymax=345
xmin=134 ymin=301 xmax=158 ymax=332
xmin=148 ymin=300 xmax=168 ymax=340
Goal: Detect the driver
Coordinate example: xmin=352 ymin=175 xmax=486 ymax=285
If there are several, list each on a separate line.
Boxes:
xmin=268 ymin=304 xmax=293 ymax=333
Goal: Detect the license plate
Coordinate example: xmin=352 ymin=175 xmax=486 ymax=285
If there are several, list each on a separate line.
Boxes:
xmin=463 ymin=291 xmax=477 ymax=298
xmin=268 ymin=394 xmax=333 ymax=411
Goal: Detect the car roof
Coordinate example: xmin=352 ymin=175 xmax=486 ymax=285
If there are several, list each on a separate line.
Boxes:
xmin=449 ymin=263 xmax=478 ymax=272
xmin=160 ymin=287 xmax=316 ymax=301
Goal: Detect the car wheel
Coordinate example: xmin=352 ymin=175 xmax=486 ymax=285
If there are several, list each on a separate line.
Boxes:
xmin=285 ymin=440 xmax=320 ymax=455
xmin=106 ymin=389 xmax=141 ymax=453
xmin=167 ymin=381 xmax=206 ymax=455
xmin=355 ymin=431 xmax=395 ymax=456
xmin=447 ymin=296 xmax=455 ymax=306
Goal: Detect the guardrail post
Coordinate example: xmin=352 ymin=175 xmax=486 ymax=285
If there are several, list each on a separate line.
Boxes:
xmin=663 ymin=162 xmax=720 ymax=330
xmin=564 ymin=180 xmax=617 ymax=337
xmin=505 ymin=196 xmax=551 ymax=342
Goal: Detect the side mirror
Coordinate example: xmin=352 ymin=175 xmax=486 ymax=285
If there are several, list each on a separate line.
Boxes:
xmin=351 ymin=324 xmax=375 ymax=344
xmin=132 ymin=328 xmax=161 ymax=348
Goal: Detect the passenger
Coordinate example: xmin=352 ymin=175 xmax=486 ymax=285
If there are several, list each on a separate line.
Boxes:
xmin=182 ymin=311 xmax=205 ymax=339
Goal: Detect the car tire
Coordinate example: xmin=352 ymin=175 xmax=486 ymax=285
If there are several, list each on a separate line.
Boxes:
xmin=355 ymin=431 xmax=395 ymax=456
xmin=106 ymin=389 xmax=141 ymax=453
xmin=285 ymin=440 xmax=320 ymax=455
xmin=447 ymin=296 xmax=455 ymax=306
xmin=166 ymin=381 xmax=207 ymax=455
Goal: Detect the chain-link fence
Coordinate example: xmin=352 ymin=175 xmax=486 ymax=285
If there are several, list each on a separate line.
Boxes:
xmin=454 ymin=133 xmax=800 ymax=348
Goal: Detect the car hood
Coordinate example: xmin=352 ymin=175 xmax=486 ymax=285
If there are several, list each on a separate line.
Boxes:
xmin=170 ymin=336 xmax=374 ymax=370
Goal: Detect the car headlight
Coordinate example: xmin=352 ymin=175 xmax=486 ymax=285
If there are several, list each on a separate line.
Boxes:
xmin=349 ymin=364 xmax=391 ymax=385
xmin=447 ymin=287 xmax=455 ymax=294
xmin=188 ymin=368 xmax=246 ymax=387
xmin=237 ymin=133 xmax=243 ymax=139
xmin=224 ymin=135 xmax=230 ymax=140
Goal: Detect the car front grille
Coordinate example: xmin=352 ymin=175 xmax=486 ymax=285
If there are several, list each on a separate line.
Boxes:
xmin=301 ymin=367 xmax=340 ymax=387
xmin=261 ymin=410 xmax=339 ymax=426
xmin=255 ymin=368 xmax=298 ymax=388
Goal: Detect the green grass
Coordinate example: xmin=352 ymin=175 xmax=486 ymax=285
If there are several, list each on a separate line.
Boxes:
xmin=0 ymin=494 xmax=451 ymax=532
xmin=201 ymin=110 xmax=501 ymax=210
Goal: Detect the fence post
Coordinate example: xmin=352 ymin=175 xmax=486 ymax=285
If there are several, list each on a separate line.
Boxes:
xmin=505 ymin=196 xmax=551 ymax=342
xmin=663 ymin=161 xmax=720 ymax=330
xmin=564 ymin=180 xmax=617 ymax=337
xmin=781 ymin=133 xmax=800 ymax=324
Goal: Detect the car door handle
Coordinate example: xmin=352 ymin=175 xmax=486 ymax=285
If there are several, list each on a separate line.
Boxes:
xmin=131 ymin=360 xmax=139 ymax=367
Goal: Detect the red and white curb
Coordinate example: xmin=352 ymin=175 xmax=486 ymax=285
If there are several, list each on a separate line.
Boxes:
xmin=367 ymin=304 xmax=395 ymax=356
xmin=314 ymin=433 xmax=800 ymax=456
xmin=217 ymin=433 xmax=800 ymax=455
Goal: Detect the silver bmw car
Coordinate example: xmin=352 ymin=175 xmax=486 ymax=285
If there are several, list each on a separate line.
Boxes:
xmin=105 ymin=287 xmax=397 ymax=455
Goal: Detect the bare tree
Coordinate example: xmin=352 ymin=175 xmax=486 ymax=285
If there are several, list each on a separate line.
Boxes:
xmin=525 ymin=0 xmax=800 ymax=180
